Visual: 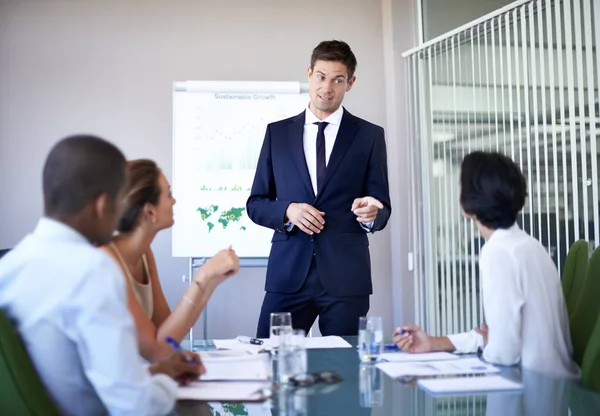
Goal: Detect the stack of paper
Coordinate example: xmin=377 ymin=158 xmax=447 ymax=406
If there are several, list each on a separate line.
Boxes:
xmin=199 ymin=352 xmax=270 ymax=381
xmin=376 ymin=357 xmax=501 ymax=378
xmin=177 ymin=352 xmax=273 ymax=402
xmin=381 ymin=351 xmax=459 ymax=362
xmin=417 ymin=375 xmax=523 ymax=394
xmin=178 ymin=381 xmax=272 ymax=401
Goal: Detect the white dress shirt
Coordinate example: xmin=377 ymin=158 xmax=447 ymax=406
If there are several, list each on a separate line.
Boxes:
xmin=447 ymin=224 xmax=580 ymax=379
xmin=303 ymin=104 xmax=344 ymax=196
xmin=0 ymin=218 xmax=177 ymax=416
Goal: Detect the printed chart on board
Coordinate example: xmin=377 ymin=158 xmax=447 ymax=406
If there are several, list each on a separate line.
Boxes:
xmin=172 ymin=81 xmax=308 ymax=258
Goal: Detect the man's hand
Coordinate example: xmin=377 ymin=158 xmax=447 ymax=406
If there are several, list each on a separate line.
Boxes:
xmin=474 ymin=323 xmax=488 ymax=346
xmin=149 ymin=351 xmax=205 ymax=385
xmin=198 ymin=247 xmax=240 ymax=284
xmin=351 ymin=197 xmax=383 ymax=223
xmin=285 ymin=203 xmax=325 ymax=235
xmin=392 ymin=324 xmax=435 ymax=353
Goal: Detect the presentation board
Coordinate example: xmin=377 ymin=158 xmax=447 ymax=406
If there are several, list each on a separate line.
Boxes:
xmin=172 ymin=81 xmax=309 ymax=258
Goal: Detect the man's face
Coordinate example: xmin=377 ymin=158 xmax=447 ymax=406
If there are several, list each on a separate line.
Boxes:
xmin=307 ymin=60 xmax=355 ymax=119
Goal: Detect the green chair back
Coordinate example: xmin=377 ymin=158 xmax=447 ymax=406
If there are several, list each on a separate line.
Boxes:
xmin=581 ymin=312 xmax=600 ymax=394
xmin=562 ymin=240 xmax=589 ymax=316
xmin=570 ymin=246 xmax=600 ymax=366
xmin=0 ymin=309 xmax=61 ymax=415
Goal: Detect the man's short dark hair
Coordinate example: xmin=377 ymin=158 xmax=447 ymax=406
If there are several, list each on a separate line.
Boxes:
xmin=43 ymin=135 xmax=127 ymax=216
xmin=459 ymin=151 xmax=527 ymax=229
xmin=310 ymin=40 xmax=357 ymax=79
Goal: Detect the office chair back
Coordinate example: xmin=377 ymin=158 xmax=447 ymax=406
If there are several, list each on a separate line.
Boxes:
xmin=563 ymin=240 xmax=589 ymax=317
xmin=0 ymin=309 xmax=61 ymax=415
xmin=570 ymin=245 xmax=600 ymax=366
xmin=581 ymin=312 xmax=600 ymax=394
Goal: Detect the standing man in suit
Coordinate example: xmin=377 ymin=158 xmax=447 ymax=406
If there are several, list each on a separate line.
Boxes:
xmin=247 ymin=40 xmax=391 ymax=337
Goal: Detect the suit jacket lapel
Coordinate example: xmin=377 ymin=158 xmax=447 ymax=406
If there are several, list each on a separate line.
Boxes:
xmin=315 ymin=109 xmax=359 ymax=200
xmin=288 ymin=111 xmax=315 ymax=199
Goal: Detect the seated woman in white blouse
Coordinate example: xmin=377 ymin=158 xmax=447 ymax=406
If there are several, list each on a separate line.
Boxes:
xmin=394 ymin=151 xmax=579 ymax=379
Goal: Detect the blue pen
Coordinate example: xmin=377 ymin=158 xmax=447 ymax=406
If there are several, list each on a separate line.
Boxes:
xmin=165 ymin=336 xmax=195 ymax=363
xmin=386 ymin=329 xmax=414 ymax=351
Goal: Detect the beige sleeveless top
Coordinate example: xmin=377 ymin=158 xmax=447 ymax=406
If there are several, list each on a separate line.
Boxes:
xmin=109 ymin=242 xmax=154 ymax=319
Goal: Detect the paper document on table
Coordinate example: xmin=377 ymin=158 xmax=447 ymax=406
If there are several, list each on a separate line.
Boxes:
xmin=381 ymin=351 xmax=459 ymax=362
xmin=213 ymin=338 xmax=267 ymax=353
xmin=200 ymin=353 xmax=270 ymax=381
xmin=199 ymin=350 xmax=257 ymax=360
xmin=214 ymin=336 xmax=352 ymax=351
xmin=418 ymin=375 xmax=523 ymax=394
xmin=178 ymin=381 xmax=272 ymax=401
xmin=377 ymin=358 xmax=501 ymax=378
xmin=302 ymin=336 xmax=352 ymax=349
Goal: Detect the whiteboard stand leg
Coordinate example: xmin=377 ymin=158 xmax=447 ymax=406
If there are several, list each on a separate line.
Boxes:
xmin=188 ymin=257 xmax=194 ymax=349
xmin=199 ymin=258 xmax=208 ymax=340
xmin=189 ymin=257 xmax=209 ymax=344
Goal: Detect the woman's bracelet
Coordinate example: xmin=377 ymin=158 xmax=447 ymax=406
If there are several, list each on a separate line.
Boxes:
xmin=182 ymin=295 xmax=198 ymax=309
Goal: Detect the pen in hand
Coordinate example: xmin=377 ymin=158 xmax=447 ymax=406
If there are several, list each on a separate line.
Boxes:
xmin=393 ymin=328 xmax=413 ymax=336
xmin=387 ymin=328 xmax=414 ymax=351
xmin=165 ymin=336 xmax=196 ymax=363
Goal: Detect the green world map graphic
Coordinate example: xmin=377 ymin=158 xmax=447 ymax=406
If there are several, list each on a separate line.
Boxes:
xmin=208 ymin=402 xmax=249 ymax=416
xmin=197 ymin=205 xmax=247 ymax=232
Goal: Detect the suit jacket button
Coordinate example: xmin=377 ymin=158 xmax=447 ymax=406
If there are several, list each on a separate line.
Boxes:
xmin=310 ymin=236 xmax=314 ymax=241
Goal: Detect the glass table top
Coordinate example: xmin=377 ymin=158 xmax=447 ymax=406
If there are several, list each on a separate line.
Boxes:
xmin=176 ymin=337 xmax=600 ymax=416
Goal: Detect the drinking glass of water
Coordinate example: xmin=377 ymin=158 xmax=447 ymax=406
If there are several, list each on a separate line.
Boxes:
xmin=278 ymin=328 xmax=307 ymax=384
xmin=359 ymin=363 xmax=383 ymax=407
xmin=269 ymin=312 xmax=292 ymax=351
xmin=358 ymin=316 xmax=383 ymax=363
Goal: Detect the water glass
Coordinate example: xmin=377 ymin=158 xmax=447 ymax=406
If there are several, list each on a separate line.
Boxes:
xmin=270 ymin=312 xmax=292 ymax=350
xmin=359 ymin=363 xmax=383 ymax=407
xmin=276 ymin=385 xmax=307 ymax=416
xmin=278 ymin=328 xmax=307 ymax=384
xmin=358 ymin=316 xmax=383 ymax=363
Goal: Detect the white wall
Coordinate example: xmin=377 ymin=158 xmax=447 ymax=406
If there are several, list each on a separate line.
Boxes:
xmin=0 ymin=0 xmax=409 ymax=338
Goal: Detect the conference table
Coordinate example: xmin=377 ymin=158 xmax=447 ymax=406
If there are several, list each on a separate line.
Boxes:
xmin=177 ymin=337 xmax=600 ymax=416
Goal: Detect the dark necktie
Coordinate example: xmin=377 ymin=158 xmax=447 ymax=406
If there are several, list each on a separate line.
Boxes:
xmin=314 ymin=121 xmax=329 ymax=192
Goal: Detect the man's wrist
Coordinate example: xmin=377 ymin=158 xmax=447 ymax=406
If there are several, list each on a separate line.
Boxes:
xmin=360 ymin=221 xmax=374 ymax=232
xmin=432 ymin=336 xmax=456 ymax=352
xmin=284 ymin=202 xmax=295 ymax=220
xmin=284 ymin=219 xmax=294 ymax=232
xmin=148 ymin=362 xmax=166 ymax=376
xmin=282 ymin=203 xmax=295 ymax=232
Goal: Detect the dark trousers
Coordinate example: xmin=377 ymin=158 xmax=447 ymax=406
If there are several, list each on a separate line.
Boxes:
xmin=256 ymin=257 xmax=369 ymax=338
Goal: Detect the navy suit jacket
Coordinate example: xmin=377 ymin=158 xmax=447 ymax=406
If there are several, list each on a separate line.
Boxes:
xmin=246 ymin=108 xmax=391 ymax=297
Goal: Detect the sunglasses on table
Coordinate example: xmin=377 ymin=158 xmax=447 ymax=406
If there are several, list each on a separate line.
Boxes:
xmin=288 ymin=371 xmax=343 ymax=387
